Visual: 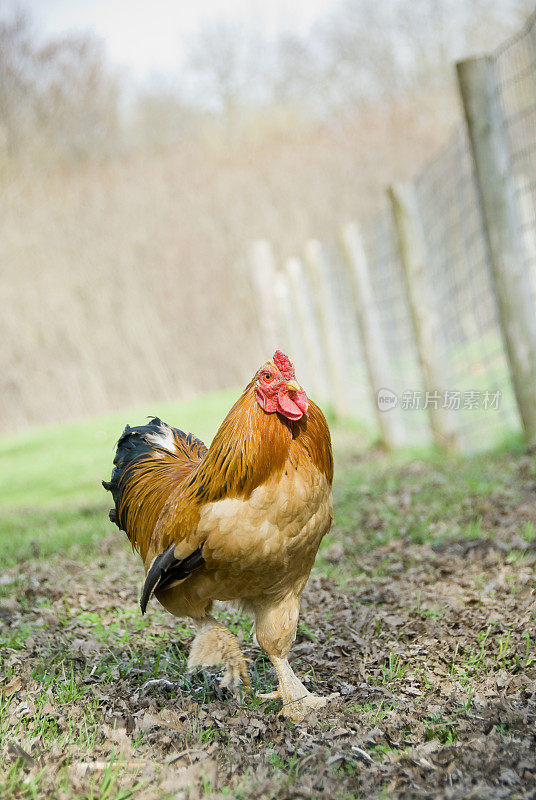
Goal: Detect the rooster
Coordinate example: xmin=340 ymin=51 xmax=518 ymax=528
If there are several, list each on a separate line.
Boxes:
xmin=103 ymin=351 xmax=333 ymax=721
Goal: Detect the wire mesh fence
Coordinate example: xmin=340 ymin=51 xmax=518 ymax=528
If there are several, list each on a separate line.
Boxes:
xmin=413 ymin=126 xmax=520 ymax=449
xmin=495 ymin=11 xmax=536 ymax=306
xmin=252 ymin=9 xmax=536 ymax=452
xmin=364 ymin=209 xmax=428 ymax=445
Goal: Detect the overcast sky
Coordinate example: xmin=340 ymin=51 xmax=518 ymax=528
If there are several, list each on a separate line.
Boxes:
xmin=10 ymin=0 xmax=334 ymax=82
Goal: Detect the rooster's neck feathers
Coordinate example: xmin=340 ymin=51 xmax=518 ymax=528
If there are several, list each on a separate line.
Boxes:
xmin=192 ymin=380 xmax=292 ymax=503
xmin=201 ymin=380 xmax=331 ymax=498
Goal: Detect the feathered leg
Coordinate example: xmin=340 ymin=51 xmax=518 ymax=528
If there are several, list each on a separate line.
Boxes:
xmin=188 ymin=616 xmax=251 ymax=691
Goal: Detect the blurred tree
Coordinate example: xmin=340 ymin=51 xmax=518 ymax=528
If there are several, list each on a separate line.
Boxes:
xmin=177 ymin=0 xmax=536 ymax=128
xmin=184 ymin=20 xmax=251 ymax=123
xmin=313 ymin=0 xmax=535 ymax=112
xmin=0 ymin=8 xmax=120 ymax=163
xmin=35 ymin=35 xmax=120 ymax=160
xmin=2 ymin=1 xmax=534 ymax=163
xmin=268 ymin=33 xmax=319 ymax=114
xmin=0 ymin=10 xmax=36 ymax=157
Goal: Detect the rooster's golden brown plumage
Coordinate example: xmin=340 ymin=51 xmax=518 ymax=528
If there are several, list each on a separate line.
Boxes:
xmin=103 ymin=351 xmax=333 ymax=721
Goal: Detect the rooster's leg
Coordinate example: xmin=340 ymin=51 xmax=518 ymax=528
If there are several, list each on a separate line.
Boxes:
xmin=188 ymin=616 xmax=251 ymax=691
xmin=254 ymin=594 xmax=335 ymax=722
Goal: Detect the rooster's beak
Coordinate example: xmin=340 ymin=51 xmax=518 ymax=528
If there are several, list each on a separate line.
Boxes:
xmin=286 ymin=379 xmax=300 ymax=393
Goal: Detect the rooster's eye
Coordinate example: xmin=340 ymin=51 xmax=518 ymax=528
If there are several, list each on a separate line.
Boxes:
xmin=264 ymin=373 xmax=272 ymax=381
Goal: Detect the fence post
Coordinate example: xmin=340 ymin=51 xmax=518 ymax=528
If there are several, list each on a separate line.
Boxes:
xmin=340 ymin=222 xmax=405 ymax=448
xmin=285 ymin=257 xmax=329 ymax=402
xmin=249 ymin=239 xmax=280 ymax=353
xmin=388 ymin=182 xmax=460 ymax=452
xmin=273 ymin=269 xmax=310 ymax=387
xmin=457 ymin=55 xmax=536 ymax=444
xmin=303 ymin=239 xmax=352 ymax=418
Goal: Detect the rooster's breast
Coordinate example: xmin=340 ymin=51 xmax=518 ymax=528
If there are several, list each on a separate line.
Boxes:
xmin=195 ymin=460 xmax=333 ymax=597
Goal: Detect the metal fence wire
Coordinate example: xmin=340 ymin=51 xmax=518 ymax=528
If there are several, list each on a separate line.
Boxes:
xmin=495 ymin=11 xmax=536 ymax=307
xmin=258 ymin=9 xmax=536 ymax=451
xmin=413 ymin=126 xmax=521 ymax=449
xmin=364 ymin=210 xmax=429 ymax=445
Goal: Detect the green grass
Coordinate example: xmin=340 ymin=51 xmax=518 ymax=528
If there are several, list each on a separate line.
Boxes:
xmin=0 ymin=389 xmax=237 ymax=567
xmin=0 ymin=753 xmax=146 ymax=800
xmin=0 ymin=389 xmax=238 ymax=510
xmin=0 ymin=505 xmax=105 ymax=567
xmin=347 ymin=701 xmax=395 ymax=723
xmin=322 ymin=429 xmax=526 ymax=561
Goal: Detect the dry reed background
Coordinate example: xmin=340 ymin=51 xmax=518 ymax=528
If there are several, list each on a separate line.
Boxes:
xmin=1 ymin=1 xmax=533 ymax=432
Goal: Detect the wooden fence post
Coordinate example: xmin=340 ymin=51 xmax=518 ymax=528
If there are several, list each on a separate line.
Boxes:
xmin=340 ymin=221 xmax=405 ymax=448
xmin=273 ymin=269 xmax=310 ymax=388
xmin=457 ymin=55 xmax=536 ymax=444
xmin=303 ymin=239 xmax=352 ymax=418
xmin=285 ymin=257 xmax=329 ymax=402
xmin=389 ymin=182 xmax=460 ymax=452
xmin=249 ymin=239 xmax=280 ymax=353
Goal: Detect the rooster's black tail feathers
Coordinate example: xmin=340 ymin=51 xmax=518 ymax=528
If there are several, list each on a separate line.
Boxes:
xmin=102 ymin=417 xmax=207 ymax=533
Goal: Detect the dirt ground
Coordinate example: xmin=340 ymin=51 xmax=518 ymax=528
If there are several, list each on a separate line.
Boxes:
xmin=1 ymin=448 xmax=536 ymax=799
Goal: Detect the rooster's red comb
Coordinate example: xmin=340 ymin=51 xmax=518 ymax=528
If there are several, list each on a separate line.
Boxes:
xmin=273 ymin=350 xmax=295 ymax=380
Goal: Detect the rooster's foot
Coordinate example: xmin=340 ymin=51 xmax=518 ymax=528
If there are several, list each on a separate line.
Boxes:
xmin=257 ymin=687 xmax=326 ymax=721
xmin=264 ymin=655 xmax=338 ymax=722
xmin=258 ymin=686 xmax=331 ymax=722
xmin=280 ymin=691 xmax=329 ymax=723
xmin=188 ymin=617 xmax=251 ymax=692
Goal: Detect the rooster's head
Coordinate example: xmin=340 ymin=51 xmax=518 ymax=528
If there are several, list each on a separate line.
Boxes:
xmin=254 ymin=350 xmax=309 ymax=421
